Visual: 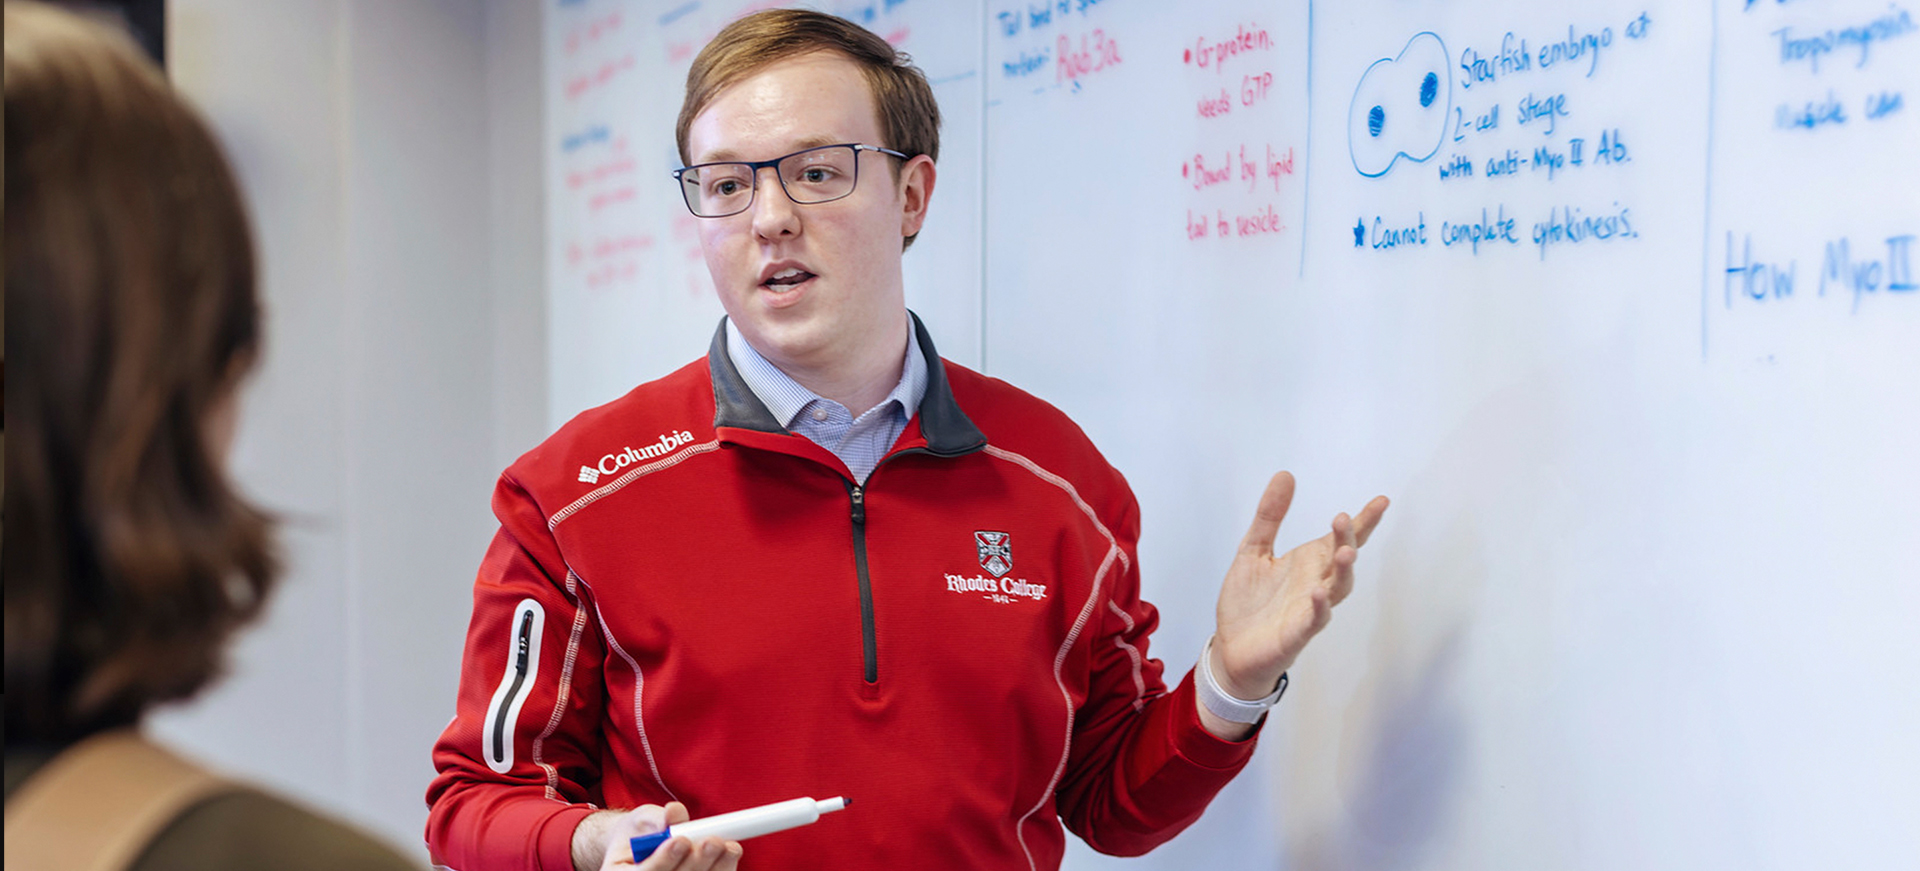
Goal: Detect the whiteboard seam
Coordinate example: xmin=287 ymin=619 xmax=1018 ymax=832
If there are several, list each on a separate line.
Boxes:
xmin=1300 ymin=0 xmax=1314 ymax=279
xmin=977 ymin=0 xmax=990 ymax=375
xmin=1699 ymin=0 xmax=1720 ymax=362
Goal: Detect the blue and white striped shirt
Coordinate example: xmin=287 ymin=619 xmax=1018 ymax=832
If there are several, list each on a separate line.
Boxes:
xmin=725 ymin=316 xmax=928 ymax=484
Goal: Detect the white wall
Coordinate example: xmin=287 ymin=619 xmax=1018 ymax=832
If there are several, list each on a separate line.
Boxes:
xmin=153 ymin=0 xmax=544 ymax=859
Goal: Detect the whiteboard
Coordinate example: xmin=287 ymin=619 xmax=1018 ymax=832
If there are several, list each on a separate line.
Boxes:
xmin=545 ymin=0 xmax=983 ymax=420
xmin=547 ymin=1 xmax=1920 ymax=868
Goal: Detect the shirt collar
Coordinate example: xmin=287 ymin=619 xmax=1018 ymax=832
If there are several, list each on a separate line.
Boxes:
xmin=724 ymin=315 xmax=927 ymax=428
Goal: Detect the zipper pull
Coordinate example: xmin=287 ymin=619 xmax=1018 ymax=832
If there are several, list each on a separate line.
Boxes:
xmin=515 ymin=611 xmax=532 ymax=673
xmin=850 ymin=486 xmax=865 ymax=525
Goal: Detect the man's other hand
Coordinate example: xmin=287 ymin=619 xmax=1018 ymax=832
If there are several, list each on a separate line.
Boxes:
xmin=574 ymin=802 xmax=743 ymax=871
xmin=1203 ymin=471 xmax=1389 ymax=738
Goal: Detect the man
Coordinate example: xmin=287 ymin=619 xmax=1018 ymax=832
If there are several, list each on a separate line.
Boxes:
xmin=426 ymin=10 xmax=1387 ymax=871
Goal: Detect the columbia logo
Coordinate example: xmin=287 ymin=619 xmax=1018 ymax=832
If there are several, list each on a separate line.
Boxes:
xmin=579 ymin=430 xmax=697 ymax=486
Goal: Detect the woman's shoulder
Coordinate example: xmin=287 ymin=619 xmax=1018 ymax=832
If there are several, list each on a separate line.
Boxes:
xmin=135 ymin=785 xmax=422 ymax=871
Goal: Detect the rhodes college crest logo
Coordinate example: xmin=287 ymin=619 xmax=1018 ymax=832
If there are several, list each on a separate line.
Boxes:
xmin=947 ymin=531 xmax=1044 ymax=604
xmin=976 ymin=531 xmax=1012 ymax=578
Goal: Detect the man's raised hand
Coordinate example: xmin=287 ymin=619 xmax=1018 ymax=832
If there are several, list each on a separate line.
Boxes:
xmin=1205 ymin=472 xmax=1388 ymax=725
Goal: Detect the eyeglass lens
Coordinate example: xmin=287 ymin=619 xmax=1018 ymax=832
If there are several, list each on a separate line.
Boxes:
xmin=681 ymin=146 xmax=863 ymax=217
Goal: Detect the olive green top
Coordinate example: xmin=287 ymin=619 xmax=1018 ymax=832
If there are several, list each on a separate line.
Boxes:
xmin=6 ymin=743 xmax=423 ymax=871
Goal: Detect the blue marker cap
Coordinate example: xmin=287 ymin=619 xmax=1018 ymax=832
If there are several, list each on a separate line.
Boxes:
xmin=629 ymin=830 xmax=672 ymax=861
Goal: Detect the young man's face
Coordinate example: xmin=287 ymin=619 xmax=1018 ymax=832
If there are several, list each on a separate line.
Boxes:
xmin=685 ymin=51 xmax=933 ymax=376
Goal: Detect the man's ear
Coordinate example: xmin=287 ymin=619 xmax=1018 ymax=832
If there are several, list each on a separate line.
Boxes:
xmin=898 ymin=154 xmax=936 ymax=240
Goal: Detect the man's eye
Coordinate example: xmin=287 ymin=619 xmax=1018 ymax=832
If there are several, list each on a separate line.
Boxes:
xmin=799 ymin=167 xmax=835 ymax=183
xmin=709 ymin=178 xmax=746 ymax=196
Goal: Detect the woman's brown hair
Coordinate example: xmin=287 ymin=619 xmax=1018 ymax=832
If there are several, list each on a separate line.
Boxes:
xmin=4 ymin=1 xmax=278 ymax=745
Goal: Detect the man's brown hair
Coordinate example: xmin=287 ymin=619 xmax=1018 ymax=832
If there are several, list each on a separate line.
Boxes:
xmin=4 ymin=1 xmax=278 ymax=745
xmin=676 ymin=9 xmax=941 ymax=248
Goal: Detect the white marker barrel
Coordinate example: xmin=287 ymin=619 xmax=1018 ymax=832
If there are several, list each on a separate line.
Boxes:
xmin=630 ymin=796 xmax=849 ymax=860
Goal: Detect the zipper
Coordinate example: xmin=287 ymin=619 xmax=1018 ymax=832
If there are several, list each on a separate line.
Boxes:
xmin=839 ymin=447 xmax=974 ymax=686
xmin=847 ymin=482 xmax=877 ymax=684
xmin=492 ymin=609 xmax=534 ymax=765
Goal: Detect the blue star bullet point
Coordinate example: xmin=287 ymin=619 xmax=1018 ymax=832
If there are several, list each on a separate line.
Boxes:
xmin=1353 ymin=218 xmax=1366 ymax=247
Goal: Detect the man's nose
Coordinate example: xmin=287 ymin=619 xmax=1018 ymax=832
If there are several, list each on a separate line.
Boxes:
xmin=750 ymin=166 xmax=800 ymax=237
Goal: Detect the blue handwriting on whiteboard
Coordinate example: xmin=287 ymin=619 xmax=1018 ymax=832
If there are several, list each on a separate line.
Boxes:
xmin=1004 ymin=48 xmax=1050 ymax=78
xmin=1459 ymin=21 xmax=1623 ymax=85
xmin=657 ymin=2 xmax=699 ymax=27
xmin=1823 ymin=235 xmax=1918 ymax=312
xmin=1775 ymin=91 xmax=1847 ymax=129
xmin=1531 ymin=145 xmax=1565 ymax=179
xmin=562 ymin=124 xmax=609 ymax=153
xmin=997 ymin=9 xmax=1020 ymax=37
xmin=1537 ymin=24 xmax=1614 ymax=77
xmin=1725 ymin=234 xmax=1797 ymax=305
xmin=1532 ymin=202 xmax=1636 ymax=259
xmin=1371 ymin=213 xmax=1430 ymax=249
xmin=1440 ymin=206 xmax=1521 ymax=254
xmin=1866 ymin=90 xmax=1905 ymax=118
xmin=1458 ymin=32 xmax=1532 ymax=88
xmin=1516 ymin=91 xmax=1570 ymax=135
xmin=1724 ymin=233 xmax=1915 ymax=313
xmin=997 ymin=0 xmax=1098 ymax=38
xmin=1772 ymin=6 xmax=1916 ymax=73
xmin=1450 ymin=103 xmax=1500 ymax=142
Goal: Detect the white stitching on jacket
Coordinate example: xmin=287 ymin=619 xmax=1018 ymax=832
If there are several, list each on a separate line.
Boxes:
xmin=983 ymin=446 xmax=1130 ymax=871
xmin=1105 ymin=601 xmax=1149 ymax=712
xmin=590 ymin=583 xmax=678 ymax=803
xmin=531 ymin=572 xmax=591 ymax=801
xmin=548 ymin=440 xmax=721 ymax=529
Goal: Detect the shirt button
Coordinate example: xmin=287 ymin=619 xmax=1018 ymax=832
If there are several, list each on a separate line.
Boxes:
xmin=811 ymin=407 xmax=829 ymax=421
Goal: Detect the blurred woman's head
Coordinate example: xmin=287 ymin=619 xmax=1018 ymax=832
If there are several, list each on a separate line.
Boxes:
xmin=5 ymin=0 xmax=278 ymax=745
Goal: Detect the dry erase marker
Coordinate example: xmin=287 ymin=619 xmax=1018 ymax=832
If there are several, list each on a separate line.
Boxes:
xmin=629 ymin=796 xmax=850 ymax=861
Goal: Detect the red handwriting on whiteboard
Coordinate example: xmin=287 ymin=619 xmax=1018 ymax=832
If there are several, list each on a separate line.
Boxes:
xmin=567 ymin=234 xmax=655 ymax=292
xmin=564 ymin=10 xmax=623 ymax=56
xmin=1185 ymin=144 xmax=1296 ymax=193
xmin=1183 ymin=23 xmax=1273 ymax=71
xmin=1057 ymin=29 xmax=1121 ymax=84
xmin=588 ymin=186 xmax=636 ymax=211
xmin=564 ymin=54 xmax=636 ymax=101
xmin=1198 ymin=72 xmax=1276 ymax=119
xmin=583 ymin=261 xmax=639 ymax=291
xmin=566 ymin=155 xmax=638 ymax=190
xmin=1185 ymin=152 xmax=1234 ymax=191
xmin=566 ymin=235 xmax=655 ymax=267
xmin=1185 ymin=206 xmax=1286 ymax=241
xmin=1242 ymin=144 xmax=1293 ymax=193
xmin=672 ymin=213 xmax=706 ymax=266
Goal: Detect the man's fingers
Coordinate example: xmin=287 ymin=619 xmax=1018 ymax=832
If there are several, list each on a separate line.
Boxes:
xmin=1328 ymin=545 xmax=1357 ymax=604
xmin=1238 ymin=471 xmax=1297 ymax=556
xmin=682 ymin=838 xmax=735 ymax=871
xmin=654 ymin=838 xmax=692 ymax=869
xmin=1351 ymin=495 xmax=1390 ymax=547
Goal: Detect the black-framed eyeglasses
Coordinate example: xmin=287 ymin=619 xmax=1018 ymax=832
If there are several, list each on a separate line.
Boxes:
xmin=672 ymin=143 xmax=909 ymax=218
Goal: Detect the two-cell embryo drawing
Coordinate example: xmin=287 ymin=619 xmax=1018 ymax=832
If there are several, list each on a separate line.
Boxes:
xmin=1349 ymin=32 xmax=1452 ymax=177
